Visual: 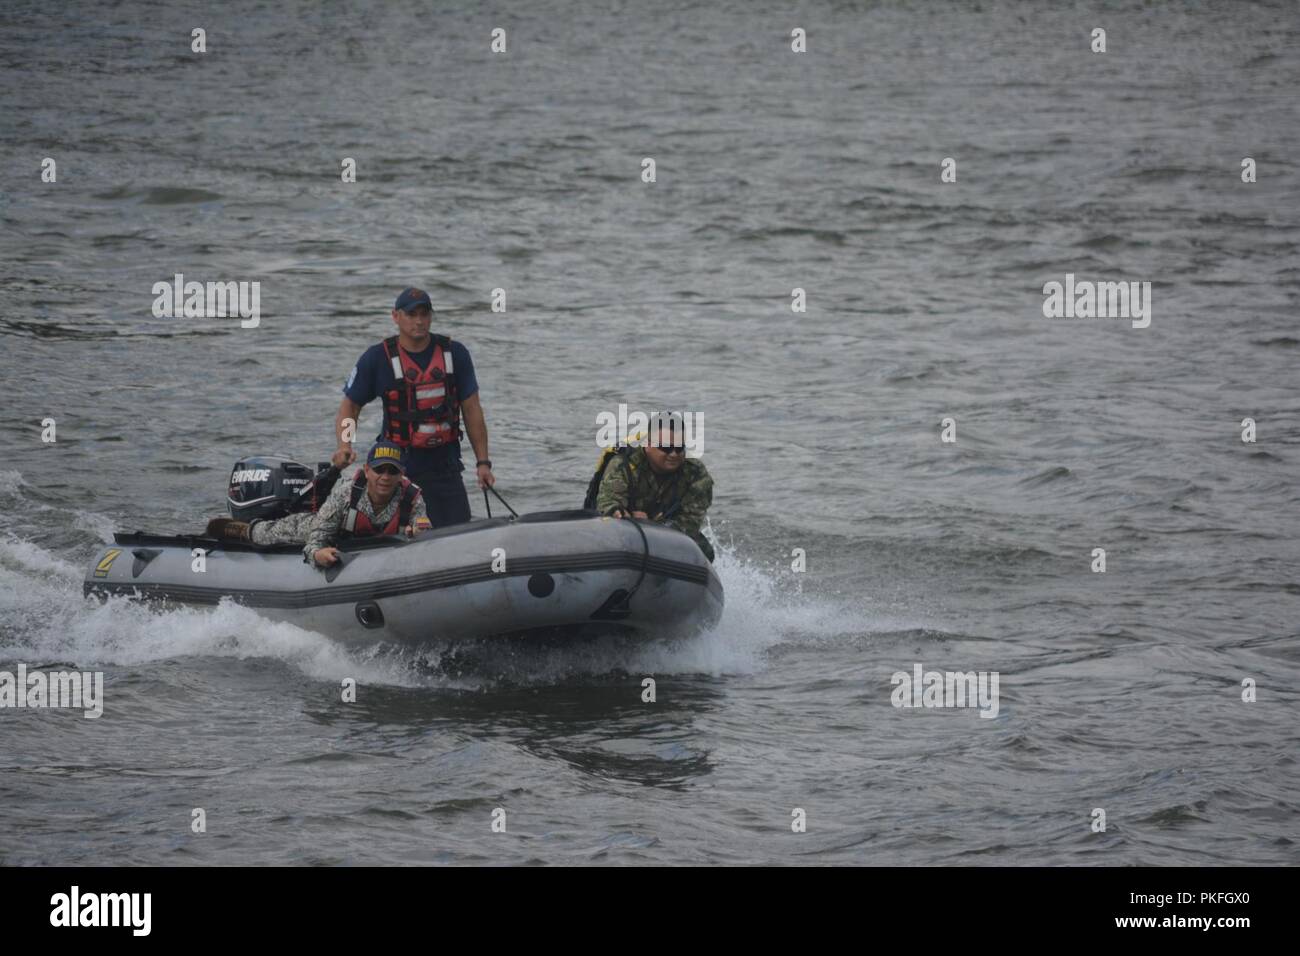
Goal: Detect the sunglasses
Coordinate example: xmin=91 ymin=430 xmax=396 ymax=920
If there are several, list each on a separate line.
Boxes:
xmin=371 ymin=464 xmax=402 ymax=476
xmin=655 ymin=443 xmax=686 ymax=455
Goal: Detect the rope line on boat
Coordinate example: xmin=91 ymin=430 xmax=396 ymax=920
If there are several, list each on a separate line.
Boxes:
xmin=482 ymin=485 xmax=519 ymax=519
xmin=622 ymin=516 xmax=651 ymax=606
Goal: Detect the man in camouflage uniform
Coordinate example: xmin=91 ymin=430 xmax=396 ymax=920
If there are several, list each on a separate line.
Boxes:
xmin=595 ymin=414 xmax=715 ymax=562
xmin=301 ymin=442 xmax=428 ymax=567
xmin=207 ymin=443 xmax=429 ymax=561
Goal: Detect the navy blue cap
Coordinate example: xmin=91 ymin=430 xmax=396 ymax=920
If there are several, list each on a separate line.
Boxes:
xmin=366 ymin=441 xmax=407 ymax=472
xmin=394 ymin=287 xmax=433 ymax=313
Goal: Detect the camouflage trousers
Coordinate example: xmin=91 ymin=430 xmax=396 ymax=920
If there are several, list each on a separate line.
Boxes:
xmin=249 ymin=512 xmax=317 ymax=546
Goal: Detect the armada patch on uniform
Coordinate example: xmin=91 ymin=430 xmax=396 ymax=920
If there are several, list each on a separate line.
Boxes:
xmin=94 ymin=548 xmax=123 ymax=578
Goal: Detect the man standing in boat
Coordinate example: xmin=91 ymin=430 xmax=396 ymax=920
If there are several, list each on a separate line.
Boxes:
xmin=331 ymin=288 xmax=494 ymax=527
xmin=594 ymin=413 xmax=716 ymax=562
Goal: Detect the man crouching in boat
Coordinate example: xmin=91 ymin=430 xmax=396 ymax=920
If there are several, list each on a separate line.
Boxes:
xmin=594 ymin=413 xmax=715 ymax=562
xmin=302 ymin=441 xmax=429 ymax=568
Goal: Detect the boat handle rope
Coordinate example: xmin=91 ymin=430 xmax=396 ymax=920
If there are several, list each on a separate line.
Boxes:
xmin=621 ymin=516 xmax=651 ymax=607
xmin=482 ymin=484 xmax=519 ymax=519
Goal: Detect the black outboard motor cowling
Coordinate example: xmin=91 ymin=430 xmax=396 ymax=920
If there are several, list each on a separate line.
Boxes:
xmin=226 ymin=456 xmax=316 ymax=521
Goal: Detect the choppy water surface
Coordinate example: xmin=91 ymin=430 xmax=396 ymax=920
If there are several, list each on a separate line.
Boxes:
xmin=1 ymin=0 xmax=1298 ymax=864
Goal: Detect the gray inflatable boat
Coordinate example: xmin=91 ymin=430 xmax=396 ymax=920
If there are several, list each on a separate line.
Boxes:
xmin=83 ymin=510 xmax=724 ymax=644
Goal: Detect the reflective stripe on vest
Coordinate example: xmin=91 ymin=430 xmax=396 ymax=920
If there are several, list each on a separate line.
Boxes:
xmin=381 ymin=335 xmax=461 ymax=450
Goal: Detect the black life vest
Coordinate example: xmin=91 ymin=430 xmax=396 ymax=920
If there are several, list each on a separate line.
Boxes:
xmin=382 ymin=334 xmax=461 ymax=449
xmin=341 ymin=472 xmax=420 ymax=536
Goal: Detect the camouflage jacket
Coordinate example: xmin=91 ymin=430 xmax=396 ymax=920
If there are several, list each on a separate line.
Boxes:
xmin=249 ymin=511 xmax=317 ymax=547
xmin=595 ymin=448 xmax=715 ymax=561
xmin=300 ymin=471 xmax=428 ymax=562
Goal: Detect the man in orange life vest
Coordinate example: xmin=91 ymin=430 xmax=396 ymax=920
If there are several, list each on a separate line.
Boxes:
xmin=331 ymin=288 xmax=494 ymax=527
xmin=305 ymin=441 xmax=429 ymax=568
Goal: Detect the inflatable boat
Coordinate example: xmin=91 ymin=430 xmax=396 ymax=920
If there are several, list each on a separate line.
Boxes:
xmin=83 ymin=510 xmax=724 ymax=644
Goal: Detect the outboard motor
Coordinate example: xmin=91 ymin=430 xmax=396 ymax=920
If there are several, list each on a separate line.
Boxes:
xmin=227 ymin=455 xmax=326 ymax=521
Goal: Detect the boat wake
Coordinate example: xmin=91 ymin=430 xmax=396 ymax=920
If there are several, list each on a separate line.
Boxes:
xmin=1 ymin=519 xmax=889 ymax=692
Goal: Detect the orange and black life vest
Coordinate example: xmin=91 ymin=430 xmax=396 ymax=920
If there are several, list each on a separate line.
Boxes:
xmin=382 ymin=334 xmax=461 ymax=449
xmin=341 ymin=472 xmax=421 ymax=536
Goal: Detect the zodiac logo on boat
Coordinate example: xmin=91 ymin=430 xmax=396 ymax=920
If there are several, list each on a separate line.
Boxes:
xmin=93 ymin=548 xmax=122 ymax=578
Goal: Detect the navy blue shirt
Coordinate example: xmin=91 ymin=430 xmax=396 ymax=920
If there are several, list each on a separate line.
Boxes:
xmin=343 ymin=338 xmax=479 ymax=474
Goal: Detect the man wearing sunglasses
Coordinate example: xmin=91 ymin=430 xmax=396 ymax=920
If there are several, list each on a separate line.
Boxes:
xmin=330 ymin=287 xmax=494 ymax=528
xmin=595 ymin=414 xmax=715 ymax=562
xmin=302 ymin=441 xmax=430 ymax=568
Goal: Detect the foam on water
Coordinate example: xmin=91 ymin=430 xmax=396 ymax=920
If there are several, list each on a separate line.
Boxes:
xmin=70 ymin=509 xmax=119 ymax=544
xmin=0 ymin=469 xmax=27 ymax=497
xmin=0 ymin=532 xmax=392 ymax=683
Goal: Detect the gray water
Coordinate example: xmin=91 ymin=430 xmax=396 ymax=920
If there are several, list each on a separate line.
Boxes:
xmin=1 ymin=0 xmax=1298 ymax=865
